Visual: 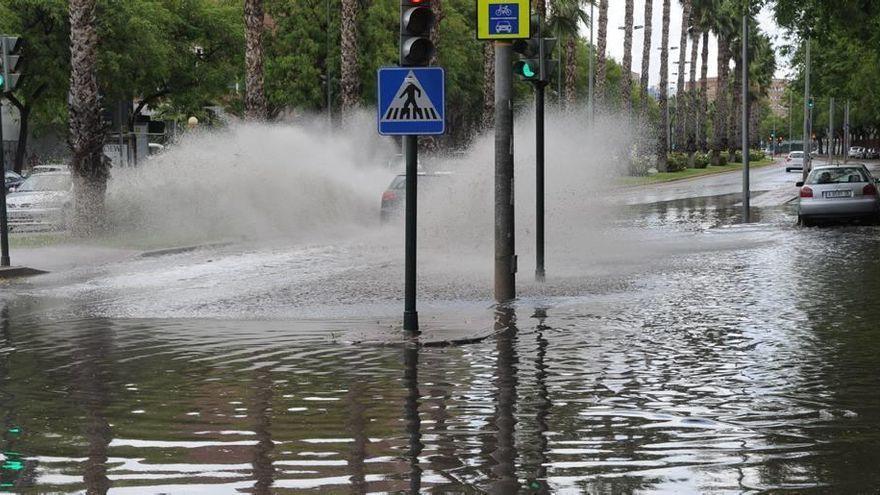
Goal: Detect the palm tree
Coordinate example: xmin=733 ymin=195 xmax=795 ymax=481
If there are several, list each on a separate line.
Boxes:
xmin=639 ymin=0 xmax=654 ymax=118
xmin=686 ymin=19 xmax=699 ymax=165
xmin=692 ymin=0 xmax=715 ymax=151
xmin=547 ymin=0 xmax=590 ymax=107
xmin=68 ymin=0 xmax=109 ymax=236
xmin=594 ymin=0 xmax=608 ymax=111
xmin=749 ymin=32 xmax=776 ymax=147
xmin=657 ymin=0 xmax=671 ymax=170
xmin=340 ymin=0 xmax=360 ymax=113
xmin=482 ymin=43 xmax=495 ymax=128
xmin=244 ymin=0 xmax=267 ymax=120
xmin=673 ymin=0 xmax=691 ymax=149
xmin=620 ymin=0 xmax=634 ymax=112
xmin=710 ymin=3 xmax=736 ymax=165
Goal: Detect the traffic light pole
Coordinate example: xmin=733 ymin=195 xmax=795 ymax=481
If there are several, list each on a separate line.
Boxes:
xmin=535 ymin=83 xmax=545 ymax=283
xmin=495 ymin=41 xmax=516 ymax=303
xmin=0 ymin=102 xmax=10 ymax=267
xmin=403 ymin=134 xmax=419 ymax=332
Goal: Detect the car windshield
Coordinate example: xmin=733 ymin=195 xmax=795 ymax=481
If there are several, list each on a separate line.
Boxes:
xmin=807 ymin=167 xmax=869 ymax=185
xmin=17 ymin=174 xmax=71 ymax=192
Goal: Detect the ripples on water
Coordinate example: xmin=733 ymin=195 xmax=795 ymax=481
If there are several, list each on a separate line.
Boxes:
xmin=2 ymin=199 xmax=880 ymax=493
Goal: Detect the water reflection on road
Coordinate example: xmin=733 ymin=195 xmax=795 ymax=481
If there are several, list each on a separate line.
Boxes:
xmin=2 ymin=195 xmax=880 ymax=492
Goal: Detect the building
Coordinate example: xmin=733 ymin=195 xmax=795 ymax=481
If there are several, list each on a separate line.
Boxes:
xmin=684 ymin=77 xmax=721 ymax=102
xmin=767 ymin=78 xmax=789 ymax=117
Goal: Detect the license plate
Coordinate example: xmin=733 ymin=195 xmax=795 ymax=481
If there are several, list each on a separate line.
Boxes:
xmin=824 ymin=190 xmax=852 ymax=198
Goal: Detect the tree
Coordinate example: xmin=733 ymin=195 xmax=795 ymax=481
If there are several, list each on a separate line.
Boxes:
xmin=244 ymin=0 xmax=267 ymax=119
xmin=68 ymin=0 xmax=108 ymax=235
xmin=657 ymin=0 xmax=671 ymax=170
xmin=0 ymin=0 xmax=68 ymax=173
xmin=710 ymin=2 xmax=736 ymax=165
xmin=339 ymin=0 xmax=360 ymax=113
xmin=673 ymin=0 xmax=691 ymax=148
xmin=620 ymin=0 xmax=634 ymax=112
xmin=639 ymin=0 xmax=654 ymax=118
xmin=692 ymin=0 xmax=715 ymax=152
xmin=547 ymin=0 xmax=590 ymax=107
xmin=482 ymin=42 xmax=494 ymax=128
xmin=594 ymin=0 xmax=608 ymax=111
xmin=686 ymin=12 xmax=699 ymax=165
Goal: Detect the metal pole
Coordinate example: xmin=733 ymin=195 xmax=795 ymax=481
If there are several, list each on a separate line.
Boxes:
xmin=535 ymin=16 xmax=545 ymax=283
xmin=741 ymin=14 xmax=750 ymax=223
xmin=495 ymin=41 xmax=516 ymax=302
xmin=588 ymin=1 xmax=594 ymax=122
xmin=535 ymin=84 xmax=545 ymax=282
xmin=828 ymin=97 xmax=834 ymax=161
xmin=0 ymin=95 xmax=10 ymax=267
xmin=844 ymin=100 xmax=850 ymax=163
xmin=403 ymin=134 xmax=419 ymax=331
xmin=802 ymin=38 xmax=811 ymax=181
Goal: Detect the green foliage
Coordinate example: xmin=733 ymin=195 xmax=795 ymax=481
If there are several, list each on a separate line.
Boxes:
xmin=732 ymin=148 xmax=765 ymax=163
xmin=693 ymin=151 xmax=709 ymax=168
xmin=667 ymin=152 xmax=688 ymax=172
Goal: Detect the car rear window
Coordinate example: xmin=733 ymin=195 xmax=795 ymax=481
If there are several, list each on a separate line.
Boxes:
xmin=790 ymin=152 xmax=803 ymax=158
xmin=807 ymin=167 xmax=868 ymax=185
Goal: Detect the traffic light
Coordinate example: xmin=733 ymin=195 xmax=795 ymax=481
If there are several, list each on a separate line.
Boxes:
xmin=512 ymin=16 xmax=556 ymax=84
xmin=400 ymin=0 xmax=434 ymax=66
xmin=808 ymin=97 xmax=814 ymax=109
xmin=0 ymin=36 xmax=23 ymax=93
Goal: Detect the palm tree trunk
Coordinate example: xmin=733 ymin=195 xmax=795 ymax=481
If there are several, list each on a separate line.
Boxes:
xmin=620 ymin=0 xmax=634 ymax=113
xmin=728 ymin=56 xmax=741 ymax=163
xmin=673 ymin=0 xmax=691 ymax=148
xmin=340 ymin=0 xmax=360 ymax=113
xmin=565 ymin=37 xmax=577 ymax=107
xmin=686 ymin=30 xmax=698 ymax=165
xmin=657 ymin=0 xmax=671 ymax=171
xmin=711 ymin=37 xmax=729 ymax=165
xmin=482 ymin=42 xmax=495 ymax=129
xmin=595 ymin=0 xmax=608 ymax=112
xmin=68 ymin=0 xmax=109 ymax=237
xmin=639 ymin=0 xmax=653 ymax=118
xmin=244 ymin=0 xmax=267 ymax=120
xmin=699 ymin=30 xmax=709 ymax=152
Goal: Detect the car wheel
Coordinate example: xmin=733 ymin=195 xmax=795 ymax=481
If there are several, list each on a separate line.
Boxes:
xmin=785 ymin=168 xmax=791 ymax=172
xmin=798 ymin=215 xmax=812 ymax=227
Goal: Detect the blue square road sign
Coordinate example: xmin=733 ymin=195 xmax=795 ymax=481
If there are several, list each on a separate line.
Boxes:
xmin=377 ymin=67 xmax=445 ymax=136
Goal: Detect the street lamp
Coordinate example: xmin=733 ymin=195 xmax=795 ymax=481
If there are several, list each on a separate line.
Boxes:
xmin=618 ymin=25 xmax=644 ymax=30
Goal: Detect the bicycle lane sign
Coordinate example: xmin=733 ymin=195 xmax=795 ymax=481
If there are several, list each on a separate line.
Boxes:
xmin=476 ymin=0 xmax=530 ymax=40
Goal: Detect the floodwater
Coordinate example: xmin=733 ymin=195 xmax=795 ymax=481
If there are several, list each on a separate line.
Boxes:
xmin=3 ymin=118 xmax=880 ymax=492
xmin=3 ymin=191 xmax=880 ymax=493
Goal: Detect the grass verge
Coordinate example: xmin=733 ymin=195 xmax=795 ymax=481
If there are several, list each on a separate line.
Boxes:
xmin=621 ymin=157 xmax=777 ymax=186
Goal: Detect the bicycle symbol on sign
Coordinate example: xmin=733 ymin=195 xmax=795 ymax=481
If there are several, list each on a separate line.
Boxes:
xmin=494 ymin=4 xmax=513 ymax=16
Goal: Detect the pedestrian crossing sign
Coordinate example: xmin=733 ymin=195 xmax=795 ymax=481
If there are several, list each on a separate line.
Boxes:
xmin=377 ymin=67 xmax=445 ymax=136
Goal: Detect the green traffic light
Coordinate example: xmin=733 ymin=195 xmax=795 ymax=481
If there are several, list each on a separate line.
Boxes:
xmin=0 ymin=74 xmax=4 ymax=88
xmin=522 ymin=63 xmax=536 ymax=78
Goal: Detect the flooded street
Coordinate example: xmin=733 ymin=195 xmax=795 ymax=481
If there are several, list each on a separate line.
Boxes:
xmin=3 ymin=181 xmax=880 ymax=493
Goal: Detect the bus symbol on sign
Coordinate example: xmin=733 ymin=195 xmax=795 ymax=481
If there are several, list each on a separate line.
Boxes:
xmin=489 ymin=3 xmax=519 ymax=35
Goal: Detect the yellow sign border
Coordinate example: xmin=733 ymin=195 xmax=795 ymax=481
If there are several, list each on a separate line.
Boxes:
xmin=476 ymin=0 xmax=531 ymax=40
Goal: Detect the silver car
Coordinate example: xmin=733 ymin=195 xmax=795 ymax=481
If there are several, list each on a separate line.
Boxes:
xmin=784 ymin=151 xmax=804 ymax=172
xmin=5 ymin=171 xmax=72 ymax=231
xmin=797 ymin=164 xmax=880 ymax=226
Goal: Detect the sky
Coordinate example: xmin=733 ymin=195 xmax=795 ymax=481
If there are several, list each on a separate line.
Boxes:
xmin=586 ymin=1 xmax=791 ymax=89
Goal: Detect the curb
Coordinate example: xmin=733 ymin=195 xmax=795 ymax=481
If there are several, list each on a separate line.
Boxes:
xmin=0 ymin=266 xmax=49 ymax=279
xmin=140 ymin=242 xmax=232 ymax=258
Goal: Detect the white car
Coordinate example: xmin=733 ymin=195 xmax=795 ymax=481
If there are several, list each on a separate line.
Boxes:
xmin=495 ymin=21 xmax=513 ymax=33
xmin=784 ymin=151 xmax=804 ymax=172
xmin=797 ymin=164 xmax=880 ymax=226
xmin=5 ymin=171 xmax=72 ymax=231
xmin=849 ymin=147 xmax=864 ymax=159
